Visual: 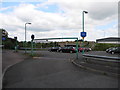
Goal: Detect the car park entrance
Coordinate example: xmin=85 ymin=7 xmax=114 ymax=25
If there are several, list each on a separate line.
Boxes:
xmin=34 ymin=37 xmax=79 ymax=59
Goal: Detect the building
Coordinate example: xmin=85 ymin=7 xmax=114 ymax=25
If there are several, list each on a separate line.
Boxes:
xmin=96 ymin=37 xmax=120 ymax=44
xmin=58 ymin=41 xmax=81 ymax=47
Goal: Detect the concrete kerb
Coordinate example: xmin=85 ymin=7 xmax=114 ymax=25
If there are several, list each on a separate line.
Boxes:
xmin=71 ymin=59 xmax=119 ymax=78
xmin=2 ymin=61 xmax=21 ymax=87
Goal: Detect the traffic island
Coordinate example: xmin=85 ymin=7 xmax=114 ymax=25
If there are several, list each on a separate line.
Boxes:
xmin=22 ymin=52 xmax=44 ymax=58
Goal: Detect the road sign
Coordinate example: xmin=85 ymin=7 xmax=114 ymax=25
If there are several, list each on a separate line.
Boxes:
xmin=81 ymin=32 xmax=86 ymax=37
xmin=2 ymin=37 xmax=6 ymax=40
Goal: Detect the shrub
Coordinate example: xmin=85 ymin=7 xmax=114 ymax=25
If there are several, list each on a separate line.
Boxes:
xmin=93 ymin=43 xmax=120 ymax=51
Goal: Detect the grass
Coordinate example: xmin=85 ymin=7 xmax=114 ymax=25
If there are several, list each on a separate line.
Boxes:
xmin=22 ymin=52 xmax=44 ymax=57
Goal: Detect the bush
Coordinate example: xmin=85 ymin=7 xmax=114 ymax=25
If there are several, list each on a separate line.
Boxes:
xmin=3 ymin=40 xmax=15 ymax=49
xmin=93 ymin=43 xmax=120 ymax=51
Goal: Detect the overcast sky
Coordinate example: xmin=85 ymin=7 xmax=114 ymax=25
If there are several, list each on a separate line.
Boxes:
xmin=0 ymin=0 xmax=119 ymax=41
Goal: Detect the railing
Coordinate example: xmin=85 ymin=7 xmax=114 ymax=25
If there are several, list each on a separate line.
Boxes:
xmin=83 ymin=54 xmax=120 ymax=63
xmin=19 ymin=47 xmax=49 ymax=50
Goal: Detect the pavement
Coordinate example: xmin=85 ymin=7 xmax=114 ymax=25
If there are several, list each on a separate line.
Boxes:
xmin=2 ymin=50 xmax=119 ymax=88
xmin=72 ymin=51 xmax=119 ymax=77
xmin=2 ymin=50 xmax=30 ymax=72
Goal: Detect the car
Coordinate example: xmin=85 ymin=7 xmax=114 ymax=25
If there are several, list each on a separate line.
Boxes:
xmin=78 ymin=47 xmax=91 ymax=52
xmin=59 ymin=47 xmax=77 ymax=53
xmin=106 ymin=47 xmax=113 ymax=53
xmin=78 ymin=47 xmax=84 ymax=52
xmin=48 ymin=47 xmax=61 ymax=52
xmin=107 ymin=47 xmax=120 ymax=54
xmin=84 ymin=47 xmax=92 ymax=51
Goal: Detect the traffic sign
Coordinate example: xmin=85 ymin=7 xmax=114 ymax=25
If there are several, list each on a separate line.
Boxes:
xmin=81 ymin=32 xmax=86 ymax=37
xmin=2 ymin=37 xmax=6 ymax=40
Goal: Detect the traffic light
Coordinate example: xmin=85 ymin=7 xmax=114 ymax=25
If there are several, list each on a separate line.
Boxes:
xmin=14 ymin=37 xmax=17 ymax=40
xmin=31 ymin=34 xmax=35 ymax=40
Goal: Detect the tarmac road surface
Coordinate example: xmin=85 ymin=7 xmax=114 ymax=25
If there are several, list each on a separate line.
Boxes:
xmin=2 ymin=50 xmax=119 ymax=88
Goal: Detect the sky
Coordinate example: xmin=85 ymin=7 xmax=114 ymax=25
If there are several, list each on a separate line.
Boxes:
xmin=0 ymin=0 xmax=119 ymax=42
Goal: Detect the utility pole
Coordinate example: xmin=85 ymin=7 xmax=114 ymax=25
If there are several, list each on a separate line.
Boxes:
xmin=81 ymin=11 xmax=88 ymax=54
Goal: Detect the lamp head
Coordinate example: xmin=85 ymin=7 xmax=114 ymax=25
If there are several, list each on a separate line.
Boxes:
xmin=25 ymin=22 xmax=31 ymax=24
xmin=28 ymin=23 xmax=31 ymax=24
xmin=83 ymin=11 xmax=88 ymax=14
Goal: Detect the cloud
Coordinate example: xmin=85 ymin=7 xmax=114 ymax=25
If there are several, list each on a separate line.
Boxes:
xmin=51 ymin=1 xmax=118 ymax=20
xmin=0 ymin=7 xmax=10 ymax=11
xmin=87 ymin=2 xmax=118 ymax=20
xmin=2 ymin=0 xmax=47 ymax=2
xmin=0 ymin=1 xmax=118 ymax=41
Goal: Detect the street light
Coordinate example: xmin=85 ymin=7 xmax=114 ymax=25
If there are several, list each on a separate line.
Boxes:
xmin=31 ymin=34 xmax=35 ymax=56
xmin=25 ymin=22 xmax=31 ymax=53
xmin=82 ymin=11 xmax=88 ymax=32
xmin=14 ymin=37 xmax=17 ymax=52
xmin=82 ymin=11 xmax=88 ymax=54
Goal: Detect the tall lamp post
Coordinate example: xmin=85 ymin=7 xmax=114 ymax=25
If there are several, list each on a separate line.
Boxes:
xmin=31 ymin=34 xmax=35 ymax=56
xmin=82 ymin=11 xmax=88 ymax=54
xmin=14 ymin=37 xmax=17 ymax=52
xmin=25 ymin=22 xmax=31 ymax=54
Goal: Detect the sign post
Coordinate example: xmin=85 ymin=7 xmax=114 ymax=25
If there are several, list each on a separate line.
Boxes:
xmin=2 ymin=37 xmax=6 ymax=49
xmin=81 ymin=11 xmax=88 ymax=54
xmin=14 ymin=37 xmax=18 ymax=52
xmin=80 ymin=32 xmax=87 ymax=54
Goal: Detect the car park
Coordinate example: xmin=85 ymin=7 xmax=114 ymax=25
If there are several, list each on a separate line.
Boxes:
xmin=59 ymin=47 xmax=77 ymax=53
xmin=48 ymin=47 xmax=61 ymax=52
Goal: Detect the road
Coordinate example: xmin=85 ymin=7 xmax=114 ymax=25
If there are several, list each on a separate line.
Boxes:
xmin=2 ymin=50 xmax=119 ymax=88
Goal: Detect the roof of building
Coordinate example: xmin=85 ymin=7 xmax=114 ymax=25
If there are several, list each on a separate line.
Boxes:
xmin=96 ymin=37 xmax=120 ymax=42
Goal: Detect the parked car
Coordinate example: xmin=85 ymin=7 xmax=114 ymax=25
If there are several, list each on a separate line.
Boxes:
xmin=106 ymin=47 xmax=120 ymax=54
xmin=59 ymin=47 xmax=77 ymax=53
xmin=85 ymin=47 xmax=91 ymax=51
xmin=48 ymin=47 xmax=61 ymax=52
xmin=106 ymin=47 xmax=113 ymax=53
xmin=78 ymin=47 xmax=91 ymax=52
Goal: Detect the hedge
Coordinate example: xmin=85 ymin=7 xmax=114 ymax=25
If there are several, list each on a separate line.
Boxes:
xmin=93 ymin=43 xmax=120 ymax=51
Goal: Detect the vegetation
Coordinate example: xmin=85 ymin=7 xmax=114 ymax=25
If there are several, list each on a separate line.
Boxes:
xmin=93 ymin=43 xmax=120 ymax=51
xmin=23 ymin=52 xmax=44 ymax=57
xmin=18 ymin=41 xmax=59 ymax=48
xmin=2 ymin=38 xmax=17 ymax=49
